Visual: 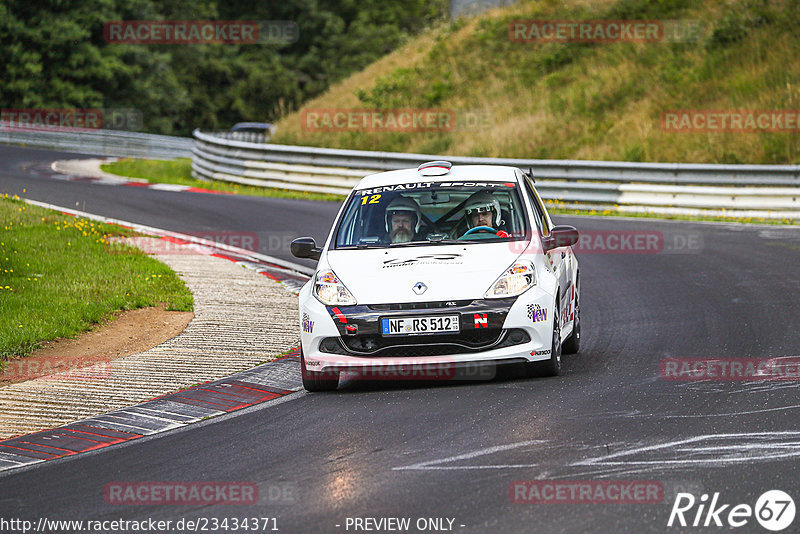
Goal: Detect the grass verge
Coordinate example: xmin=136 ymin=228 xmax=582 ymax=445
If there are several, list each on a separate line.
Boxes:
xmin=100 ymin=158 xmax=346 ymax=202
xmin=0 ymin=194 xmax=193 ymax=364
xmin=272 ymin=0 xmax=800 ymax=164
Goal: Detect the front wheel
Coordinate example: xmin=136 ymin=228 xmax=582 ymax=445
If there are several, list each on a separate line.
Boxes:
xmin=301 ymin=346 xmax=339 ymax=392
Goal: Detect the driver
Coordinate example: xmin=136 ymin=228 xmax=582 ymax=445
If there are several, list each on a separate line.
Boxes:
xmin=385 ymin=195 xmax=422 ymax=243
xmin=463 ymin=191 xmax=508 ymax=237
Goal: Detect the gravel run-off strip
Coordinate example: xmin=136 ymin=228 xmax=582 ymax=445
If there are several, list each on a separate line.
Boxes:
xmin=0 ymin=238 xmax=301 ymax=439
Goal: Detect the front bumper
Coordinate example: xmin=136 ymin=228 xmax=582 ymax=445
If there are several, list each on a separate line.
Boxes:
xmin=321 ymin=298 xmax=524 ymax=356
xmin=299 ymin=286 xmax=556 ymax=373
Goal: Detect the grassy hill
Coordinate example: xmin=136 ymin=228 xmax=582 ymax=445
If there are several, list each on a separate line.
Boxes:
xmin=272 ymin=0 xmax=800 ymax=164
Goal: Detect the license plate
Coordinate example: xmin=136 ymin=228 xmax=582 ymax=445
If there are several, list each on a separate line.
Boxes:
xmin=381 ymin=315 xmax=460 ymax=336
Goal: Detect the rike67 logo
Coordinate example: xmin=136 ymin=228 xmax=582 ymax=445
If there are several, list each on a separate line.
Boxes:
xmin=668 ymin=490 xmax=795 ymax=531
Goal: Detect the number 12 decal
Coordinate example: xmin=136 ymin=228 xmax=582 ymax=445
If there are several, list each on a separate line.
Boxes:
xmin=361 ymin=194 xmax=382 ymax=205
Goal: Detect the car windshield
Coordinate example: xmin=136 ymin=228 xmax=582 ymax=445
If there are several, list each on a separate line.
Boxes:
xmin=334 ymin=181 xmax=530 ymax=248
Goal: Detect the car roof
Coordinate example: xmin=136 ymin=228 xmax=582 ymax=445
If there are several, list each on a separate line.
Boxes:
xmin=354 ymin=165 xmax=520 ymax=190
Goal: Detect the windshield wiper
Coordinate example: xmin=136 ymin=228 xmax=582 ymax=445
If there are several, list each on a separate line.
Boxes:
xmin=337 ymin=244 xmax=384 ymax=249
xmin=426 ymin=239 xmax=471 ymax=245
xmin=387 ymin=240 xmax=431 ymax=247
xmin=390 ymin=239 xmax=485 ymax=246
xmin=340 ymin=239 xmax=486 ymax=249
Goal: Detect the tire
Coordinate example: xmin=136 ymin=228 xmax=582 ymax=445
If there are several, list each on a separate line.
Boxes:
xmin=562 ymin=277 xmax=580 ymax=355
xmin=524 ymin=305 xmax=562 ymax=378
xmin=301 ymin=346 xmax=339 ymax=392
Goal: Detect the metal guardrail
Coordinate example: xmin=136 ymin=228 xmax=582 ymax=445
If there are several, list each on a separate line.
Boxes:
xmin=192 ymin=129 xmax=800 ymax=217
xmin=2 ymin=126 xmax=796 ymax=217
xmin=205 ymin=130 xmax=271 ymax=144
xmin=0 ymin=127 xmax=192 ymax=159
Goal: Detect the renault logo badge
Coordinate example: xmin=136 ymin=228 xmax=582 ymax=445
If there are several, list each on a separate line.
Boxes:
xmin=413 ymin=282 xmax=427 ymax=295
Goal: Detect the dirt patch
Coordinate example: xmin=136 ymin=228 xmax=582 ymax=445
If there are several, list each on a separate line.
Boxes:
xmin=0 ymin=306 xmax=193 ymax=386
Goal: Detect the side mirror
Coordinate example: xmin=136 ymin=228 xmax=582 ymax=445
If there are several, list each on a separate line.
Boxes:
xmin=543 ymin=225 xmax=579 ymax=252
xmin=291 ymin=237 xmax=322 ymax=260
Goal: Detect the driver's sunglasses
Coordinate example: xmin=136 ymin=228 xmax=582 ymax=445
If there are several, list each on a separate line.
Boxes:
xmin=466 ymin=205 xmax=494 ymax=215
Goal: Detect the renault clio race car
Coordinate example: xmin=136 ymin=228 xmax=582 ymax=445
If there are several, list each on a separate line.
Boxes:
xmin=291 ymin=161 xmax=580 ymax=391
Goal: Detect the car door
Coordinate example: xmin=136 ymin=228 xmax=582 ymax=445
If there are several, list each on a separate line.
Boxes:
xmin=520 ymin=172 xmax=573 ymax=331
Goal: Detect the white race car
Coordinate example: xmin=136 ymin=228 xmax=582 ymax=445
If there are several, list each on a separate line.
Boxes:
xmin=291 ymin=161 xmax=580 ymax=391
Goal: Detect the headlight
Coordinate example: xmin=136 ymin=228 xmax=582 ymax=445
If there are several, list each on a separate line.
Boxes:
xmin=485 ymin=260 xmax=536 ymax=298
xmin=313 ymin=269 xmax=357 ymax=306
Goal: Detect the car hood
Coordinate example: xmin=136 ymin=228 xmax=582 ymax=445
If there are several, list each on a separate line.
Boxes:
xmin=325 ymin=243 xmax=526 ymax=303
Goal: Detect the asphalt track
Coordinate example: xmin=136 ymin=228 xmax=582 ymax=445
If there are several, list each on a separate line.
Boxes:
xmin=0 ymin=146 xmax=335 ymax=269
xmin=2 ymin=145 xmax=800 ymax=533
